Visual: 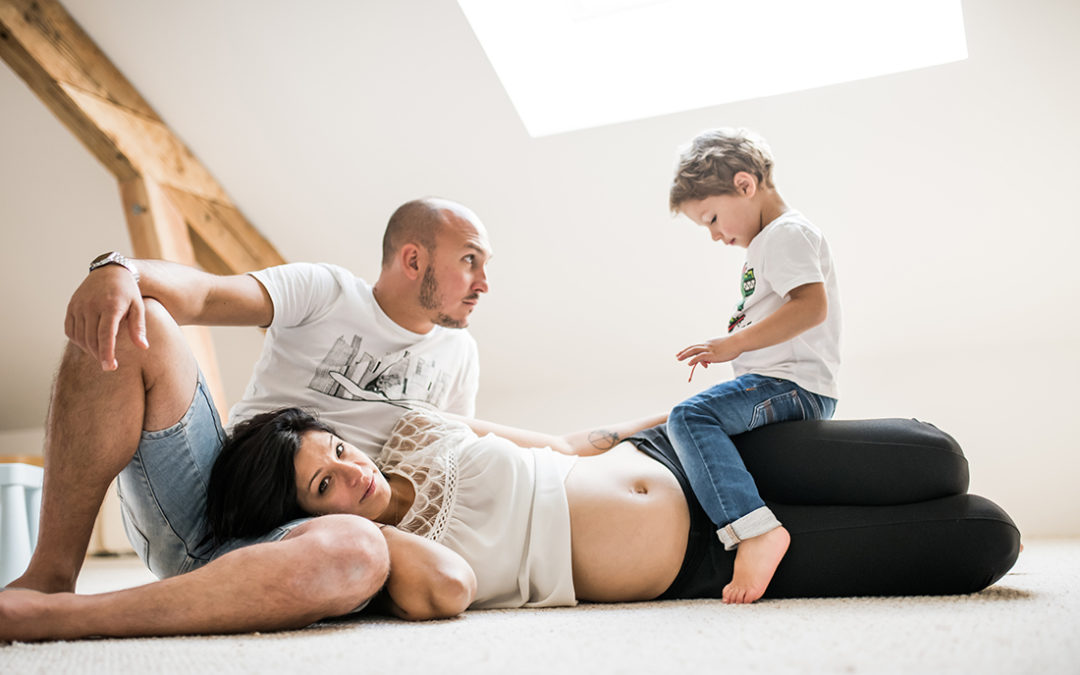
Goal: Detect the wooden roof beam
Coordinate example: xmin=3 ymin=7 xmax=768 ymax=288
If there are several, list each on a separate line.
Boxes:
xmin=1 ymin=0 xmax=289 ymax=418
xmin=0 ymin=0 xmax=285 ymax=273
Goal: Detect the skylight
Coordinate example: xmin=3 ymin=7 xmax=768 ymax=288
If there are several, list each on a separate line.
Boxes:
xmin=457 ymin=0 xmax=968 ymax=137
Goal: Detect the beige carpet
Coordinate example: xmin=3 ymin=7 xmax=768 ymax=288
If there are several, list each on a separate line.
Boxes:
xmin=2 ymin=539 xmax=1077 ymax=674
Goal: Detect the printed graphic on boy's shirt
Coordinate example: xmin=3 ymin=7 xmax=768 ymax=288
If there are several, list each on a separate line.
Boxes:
xmin=309 ymin=334 xmax=452 ymax=408
xmin=728 ymin=265 xmax=755 ymax=333
xmin=727 ymin=310 xmax=747 ymax=333
xmin=741 ymin=266 xmax=756 ymax=299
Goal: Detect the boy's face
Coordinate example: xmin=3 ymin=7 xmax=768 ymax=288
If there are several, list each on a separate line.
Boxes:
xmin=680 ymin=193 xmax=762 ymax=249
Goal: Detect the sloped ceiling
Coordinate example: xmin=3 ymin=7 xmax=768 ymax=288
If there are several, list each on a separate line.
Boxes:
xmin=2 ymin=0 xmax=1079 ymax=468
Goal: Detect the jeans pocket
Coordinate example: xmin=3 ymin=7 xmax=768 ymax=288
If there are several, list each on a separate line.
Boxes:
xmin=749 ymin=389 xmax=806 ymax=430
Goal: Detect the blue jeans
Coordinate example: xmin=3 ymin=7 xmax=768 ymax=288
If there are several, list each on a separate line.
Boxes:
xmin=116 ymin=372 xmax=309 ymax=579
xmin=668 ymin=373 xmax=836 ymax=549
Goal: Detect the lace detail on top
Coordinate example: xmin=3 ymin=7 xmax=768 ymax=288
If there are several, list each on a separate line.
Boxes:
xmin=377 ymin=409 xmax=476 ymax=542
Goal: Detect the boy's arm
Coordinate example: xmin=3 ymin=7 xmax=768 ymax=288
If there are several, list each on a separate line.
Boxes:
xmin=443 ymin=412 xmax=668 ymax=456
xmin=678 ymin=282 xmax=827 ymax=369
xmin=66 ymin=257 xmax=273 ymax=371
xmin=373 ymin=526 xmax=476 ymax=620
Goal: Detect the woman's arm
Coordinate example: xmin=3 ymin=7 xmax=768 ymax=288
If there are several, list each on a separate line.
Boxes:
xmin=372 ymin=526 xmax=476 ymax=621
xmin=445 ymin=412 xmax=668 ymax=456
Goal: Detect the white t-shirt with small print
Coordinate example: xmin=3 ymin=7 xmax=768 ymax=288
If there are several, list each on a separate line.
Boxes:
xmin=727 ymin=211 xmax=841 ymax=399
xmin=226 ymin=262 xmax=480 ymax=457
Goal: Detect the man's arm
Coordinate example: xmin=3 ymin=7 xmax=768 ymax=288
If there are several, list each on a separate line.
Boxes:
xmin=373 ymin=526 xmax=476 ymax=620
xmin=66 ymin=257 xmax=274 ymax=371
xmin=446 ymin=412 xmax=668 ymax=456
xmin=677 ymin=281 xmax=827 ymax=370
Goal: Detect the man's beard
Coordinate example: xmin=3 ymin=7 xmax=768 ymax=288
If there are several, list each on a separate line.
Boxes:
xmin=420 ymin=265 xmax=466 ymax=328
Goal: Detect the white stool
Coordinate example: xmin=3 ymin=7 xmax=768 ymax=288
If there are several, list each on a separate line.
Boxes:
xmin=1 ymin=462 xmax=44 ymax=587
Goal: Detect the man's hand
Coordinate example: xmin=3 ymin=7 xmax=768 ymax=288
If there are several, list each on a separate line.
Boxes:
xmin=678 ymin=336 xmax=743 ymax=381
xmin=65 ymin=265 xmax=149 ymax=371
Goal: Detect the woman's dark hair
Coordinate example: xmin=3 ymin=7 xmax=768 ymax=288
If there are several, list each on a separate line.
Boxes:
xmin=206 ymin=407 xmax=337 ymax=542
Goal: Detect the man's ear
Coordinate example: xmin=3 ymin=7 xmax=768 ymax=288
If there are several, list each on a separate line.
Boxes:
xmin=398 ymin=243 xmax=425 ymax=281
xmin=733 ymin=171 xmax=758 ymax=198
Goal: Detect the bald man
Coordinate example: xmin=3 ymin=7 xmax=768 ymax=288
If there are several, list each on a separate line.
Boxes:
xmin=7 ymin=198 xmax=492 ymax=634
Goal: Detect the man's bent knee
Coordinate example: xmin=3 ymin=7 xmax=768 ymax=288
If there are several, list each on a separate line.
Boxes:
xmin=133 ymin=300 xmax=185 ymax=357
xmin=285 ymin=516 xmax=390 ymax=616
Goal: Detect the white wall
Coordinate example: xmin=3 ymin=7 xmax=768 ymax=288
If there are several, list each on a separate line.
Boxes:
xmin=1 ymin=0 xmax=1077 ymax=537
xmin=468 ymin=0 xmax=1080 ymax=537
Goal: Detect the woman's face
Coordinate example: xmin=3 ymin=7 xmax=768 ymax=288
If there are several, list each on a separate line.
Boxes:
xmin=293 ymin=430 xmax=392 ymax=521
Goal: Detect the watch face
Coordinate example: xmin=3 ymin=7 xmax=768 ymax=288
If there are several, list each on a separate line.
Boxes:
xmin=92 ymin=252 xmax=116 ymax=265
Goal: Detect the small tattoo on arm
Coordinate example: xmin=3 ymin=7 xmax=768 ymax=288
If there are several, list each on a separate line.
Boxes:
xmin=588 ymin=429 xmax=621 ymax=450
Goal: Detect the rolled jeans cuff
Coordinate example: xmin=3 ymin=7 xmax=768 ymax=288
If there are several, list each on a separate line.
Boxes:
xmin=716 ymin=506 xmax=782 ymax=551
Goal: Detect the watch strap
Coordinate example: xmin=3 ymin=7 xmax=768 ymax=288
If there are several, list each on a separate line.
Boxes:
xmin=88 ymin=251 xmax=140 ymax=284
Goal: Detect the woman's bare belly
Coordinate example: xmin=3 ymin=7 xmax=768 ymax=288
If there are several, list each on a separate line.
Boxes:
xmin=564 ymin=440 xmax=691 ymax=602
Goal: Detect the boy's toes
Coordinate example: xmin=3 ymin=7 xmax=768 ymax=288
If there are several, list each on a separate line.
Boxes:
xmin=722 ymin=583 xmax=752 ymax=605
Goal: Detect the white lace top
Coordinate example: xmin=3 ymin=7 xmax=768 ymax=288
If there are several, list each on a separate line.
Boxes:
xmin=378 ymin=410 xmax=579 ymax=609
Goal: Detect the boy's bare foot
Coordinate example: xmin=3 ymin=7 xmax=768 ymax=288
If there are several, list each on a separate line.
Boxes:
xmin=722 ymin=525 xmax=790 ymax=604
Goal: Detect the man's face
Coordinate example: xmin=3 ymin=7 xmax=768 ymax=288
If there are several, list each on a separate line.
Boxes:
xmin=418 ymin=213 xmax=492 ymax=328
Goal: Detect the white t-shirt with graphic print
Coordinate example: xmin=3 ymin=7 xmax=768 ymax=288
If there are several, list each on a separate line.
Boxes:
xmin=226 ymin=262 xmax=480 ymax=458
xmin=728 ymin=211 xmax=841 ymax=399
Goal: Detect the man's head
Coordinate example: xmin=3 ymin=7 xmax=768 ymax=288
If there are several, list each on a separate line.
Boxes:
xmin=668 ymin=127 xmax=776 ymax=213
xmin=377 ymin=198 xmax=492 ymax=332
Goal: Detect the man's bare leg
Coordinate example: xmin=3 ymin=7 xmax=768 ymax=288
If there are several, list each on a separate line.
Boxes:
xmin=7 ymin=300 xmax=199 ymax=593
xmin=0 ymin=515 xmax=389 ymax=641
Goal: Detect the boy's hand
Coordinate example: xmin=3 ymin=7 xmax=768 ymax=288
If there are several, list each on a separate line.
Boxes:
xmin=678 ymin=337 xmax=743 ymax=381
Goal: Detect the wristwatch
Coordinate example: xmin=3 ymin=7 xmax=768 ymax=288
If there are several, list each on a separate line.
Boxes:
xmin=88 ymin=251 xmax=140 ymax=284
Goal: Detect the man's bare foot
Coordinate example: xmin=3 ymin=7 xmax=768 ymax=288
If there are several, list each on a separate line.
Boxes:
xmin=722 ymin=526 xmax=790 ymax=604
xmin=0 ymin=588 xmax=67 ymax=642
xmin=5 ymin=569 xmax=78 ymax=594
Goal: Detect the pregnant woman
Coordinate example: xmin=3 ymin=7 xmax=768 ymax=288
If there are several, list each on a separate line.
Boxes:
xmin=206 ymin=406 xmax=1019 ymax=615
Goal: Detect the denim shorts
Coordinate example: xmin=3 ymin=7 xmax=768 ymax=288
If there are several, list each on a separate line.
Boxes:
xmin=115 ymin=372 xmax=309 ymax=579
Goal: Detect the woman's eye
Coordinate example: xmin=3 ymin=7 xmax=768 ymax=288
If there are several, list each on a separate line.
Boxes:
xmin=319 ymin=477 xmax=330 ymax=495
xmin=336 ymin=443 xmax=344 ymax=457
xmin=464 ymin=254 xmax=475 ymax=264
xmin=709 ymin=215 xmax=717 ymax=225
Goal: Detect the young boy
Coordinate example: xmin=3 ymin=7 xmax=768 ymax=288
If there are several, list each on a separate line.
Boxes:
xmin=667 ymin=127 xmax=841 ymax=604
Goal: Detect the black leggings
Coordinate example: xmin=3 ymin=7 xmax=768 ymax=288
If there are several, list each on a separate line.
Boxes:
xmin=628 ymin=419 xmax=1020 ymax=599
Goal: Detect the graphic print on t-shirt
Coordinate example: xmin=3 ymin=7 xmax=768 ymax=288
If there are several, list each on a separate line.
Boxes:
xmin=309 ymin=334 xmax=452 ymax=407
xmin=741 ymin=266 xmax=756 ymax=300
xmin=728 ymin=264 xmax=756 ymax=333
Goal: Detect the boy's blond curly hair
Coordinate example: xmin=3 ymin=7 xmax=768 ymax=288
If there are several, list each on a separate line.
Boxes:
xmin=669 ymin=127 xmax=776 ymax=213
